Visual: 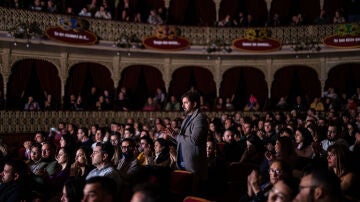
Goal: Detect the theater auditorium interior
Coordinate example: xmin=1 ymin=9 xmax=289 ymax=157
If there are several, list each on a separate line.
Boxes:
xmin=0 ymin=0 xmax=360 ymax=201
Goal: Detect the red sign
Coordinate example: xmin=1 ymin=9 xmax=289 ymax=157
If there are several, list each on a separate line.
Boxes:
xmin=45 ymin=27 xmax=97 ymax=45
xmin=323 ymin=35 xmax=360 ymax=48
xmin=143 ymin=36 xmax=190 ymax=51
xmin=233 ymin=38 xmax=281 ymax=52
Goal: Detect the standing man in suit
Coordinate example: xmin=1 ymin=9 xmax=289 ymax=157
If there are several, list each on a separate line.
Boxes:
xmin=168 ymin=90 xmax=209 ymax=185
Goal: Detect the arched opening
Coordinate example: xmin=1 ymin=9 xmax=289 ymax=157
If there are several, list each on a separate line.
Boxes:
xmin=65 ymin=62 xmax=114 ymax=110
xmin=271 ymin=65 xmax=320 ymax=107
xmin=7 ymin=59 xmax=61 ymax=110
xmin=220 ymin=67 xmax=267 ymax=110
xmin=169 ymin=66 xmax=216 ymax=108
xmin=325 ymin=63 xmax=360 ymax=97
xmin=118 ymin=65 xmax=165 ymax=110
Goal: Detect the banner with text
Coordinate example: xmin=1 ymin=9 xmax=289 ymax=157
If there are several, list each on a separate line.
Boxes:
xmin=233 ymin=28 xmax=281 ymax=52
xmin=324 ymin=24 xmax=360 ymax=48
xmin=143 ymin=26 xmax=190 ymax=51
xmin=45 ymin=18 xmax=97 ymax=45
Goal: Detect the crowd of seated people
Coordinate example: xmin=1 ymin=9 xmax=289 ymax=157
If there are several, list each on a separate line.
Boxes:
xmin=1 ymin=0 xmax=359 ymax=26
xmin=1 ymin=86 xmax=360 ymax=201
xmin=1 ymin=86 xmax=360 ymax=113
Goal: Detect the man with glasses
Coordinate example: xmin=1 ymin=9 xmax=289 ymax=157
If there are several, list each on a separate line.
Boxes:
xmin=293 ymin=168 xmax=344 ymax=202
xmin=86 ymin=142 xmax=122 ymax=193
xmin=116 ymin=138 xmax=140 ymax=182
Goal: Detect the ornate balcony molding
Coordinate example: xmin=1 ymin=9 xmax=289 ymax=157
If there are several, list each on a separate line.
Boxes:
xmin=0 ymin=7 xmax=339 ymax=46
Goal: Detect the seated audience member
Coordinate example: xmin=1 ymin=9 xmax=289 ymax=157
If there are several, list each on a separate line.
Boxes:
xmin=143 ymin=97 xmax=159 ymax=111
xmin=152 ymin=138 xmax=171 ymax=167
xmin=276 ymin=97 xmax=289 ymax=110
xmin=206 ymin=139 xmax=226 ymax=197
xmin=70 ymin=147 xmax=93 ymax=181
xmin=267 ymin=178 xmax=299 ymax=202
xmin=24 ymin=95 xmax=40 ymax=111
xmin=131 ymin=182 xmax=169 ymax=202
xmin=239 ymin=134 xmax=264 ymax=165
xmin=147 ymin=9 xmax=163 ymax=25
xmin=45 ymin=0 xmax=56 ymax=13
xmin=320 ymin=124 xmax=348 ymax=153
xmin=327 ymin=144 xmax=360 ymax=200
xmin=47 ymin=147 xmax=71 ymax=200
xmin=82 ymin=176 xmax=117 ymax=202
xmin=221 ymin=129 xmax=243 ymax=163
xmin=78 ymin=7 xmax=92 ymax=17
xmin=0 ymin=159 xmax=29 ymax=201
xmin=114 ymin=91 xmax=130 ymax=111
xmin=28 ymin=143 xmax=46 ymax=175
xmin=18 ymin=140 xmax=32 ymax=162
xmin=309 ymin=97 xmax=325 ymax=112
xmin=41 ymin=142 xmax=58 ymax=176
xmin=333 ymin=10 xmax=346 ymax=24
xmin=86 ymin=142 xmax=123 ymax=193
xmin=218 ymin=14 xmax=234 ymax=27
xmin=137 ymin=136 xmax=154 ymax=166
xmin=77 ymin=127 xmax=93 ymax=158
xmin=242 ymin=160 xmax=292 ymax=201
xmin=164 ymin=95 xmax=181 ymax=111
xmin=94 ymin=5 xmax=112 ymax=19
xmin=61 ymin=178 xmax=84 ymax=202
xmin=293 ymin=167 xmax=345 ymax=202
xmin=244 ymin=94 xmax=260 ymax=111
xmin=294 ymin=127 xmax=314 ymax=158
xmin=117 ymin=138 xmax=140 ymax=183
xmin=29 ymin=0 xmax=43 ymax=11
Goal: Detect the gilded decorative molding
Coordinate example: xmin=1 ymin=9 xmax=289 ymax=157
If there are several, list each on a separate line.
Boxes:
xmin=0 ymin=111 xmax=267 ymax=133
xmin=0 ymin=7 xmax=340 ymax=46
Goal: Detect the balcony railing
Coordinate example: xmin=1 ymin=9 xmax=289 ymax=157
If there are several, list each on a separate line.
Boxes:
xmin=0 ymin=7 xmax=339 ymax=46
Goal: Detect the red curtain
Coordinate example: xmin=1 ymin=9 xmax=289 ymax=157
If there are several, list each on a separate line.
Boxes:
xmin=271 ymin=65 xmax=321 ymax=104
xmin=271 ymin=0 xmax=293 ymax=24
xmin=7 ymin=59 xmax=60 ymax=109
xmin=246 ymin=0 xmax=268 ymax=25
xmin=298 ymin=0 xmax=320 ymax=23
xmin=66 ymin=63 xmax=114 ymax=97
xmin=118 ymin=65 xmax=165 ymax=109
xmin=219 ymin=0 xmax=241 ymax=20
xmin=325 ymin=63 xmax=360 ymax=96
xmin=220 ymin=67 xmax=267 ymax=109
xmin=324 ymin=0 xmax=345 ymax=17
xmin=169 ymin=66 xmax=216 ymax=102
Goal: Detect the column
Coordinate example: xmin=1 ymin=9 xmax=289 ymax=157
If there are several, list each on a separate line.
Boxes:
xmin=319 ymin=0 xmax=324 ymax=10
xmin=1 ymin=48 xmax=11 ymax=99
xmin=59 ymin=52 xmax=68 ymax=106
xmin=265 ymin=0 xmax=272 ymax=13
xmin=214 ymin=57 xmax=221 ymax=96
xmin=265 ymin=59 xmax=273 ymax=98
xmin=163 ymin=58 xmax=171 ymax=92
xmin=112 ymin=55 xmax=121 ymax=91
xmin=319 ymin=57 xmax=327 ymax=96
xmin=213 ymin=0 xmax=222 ymax=23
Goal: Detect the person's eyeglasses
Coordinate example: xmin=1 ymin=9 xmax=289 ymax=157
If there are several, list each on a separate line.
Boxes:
xmin=269 ymin=169 xmax=282 ymax=175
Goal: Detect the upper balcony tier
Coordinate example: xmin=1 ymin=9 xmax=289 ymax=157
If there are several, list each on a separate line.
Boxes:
xmin=1 ymin=7 xmax=359 ymax=58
